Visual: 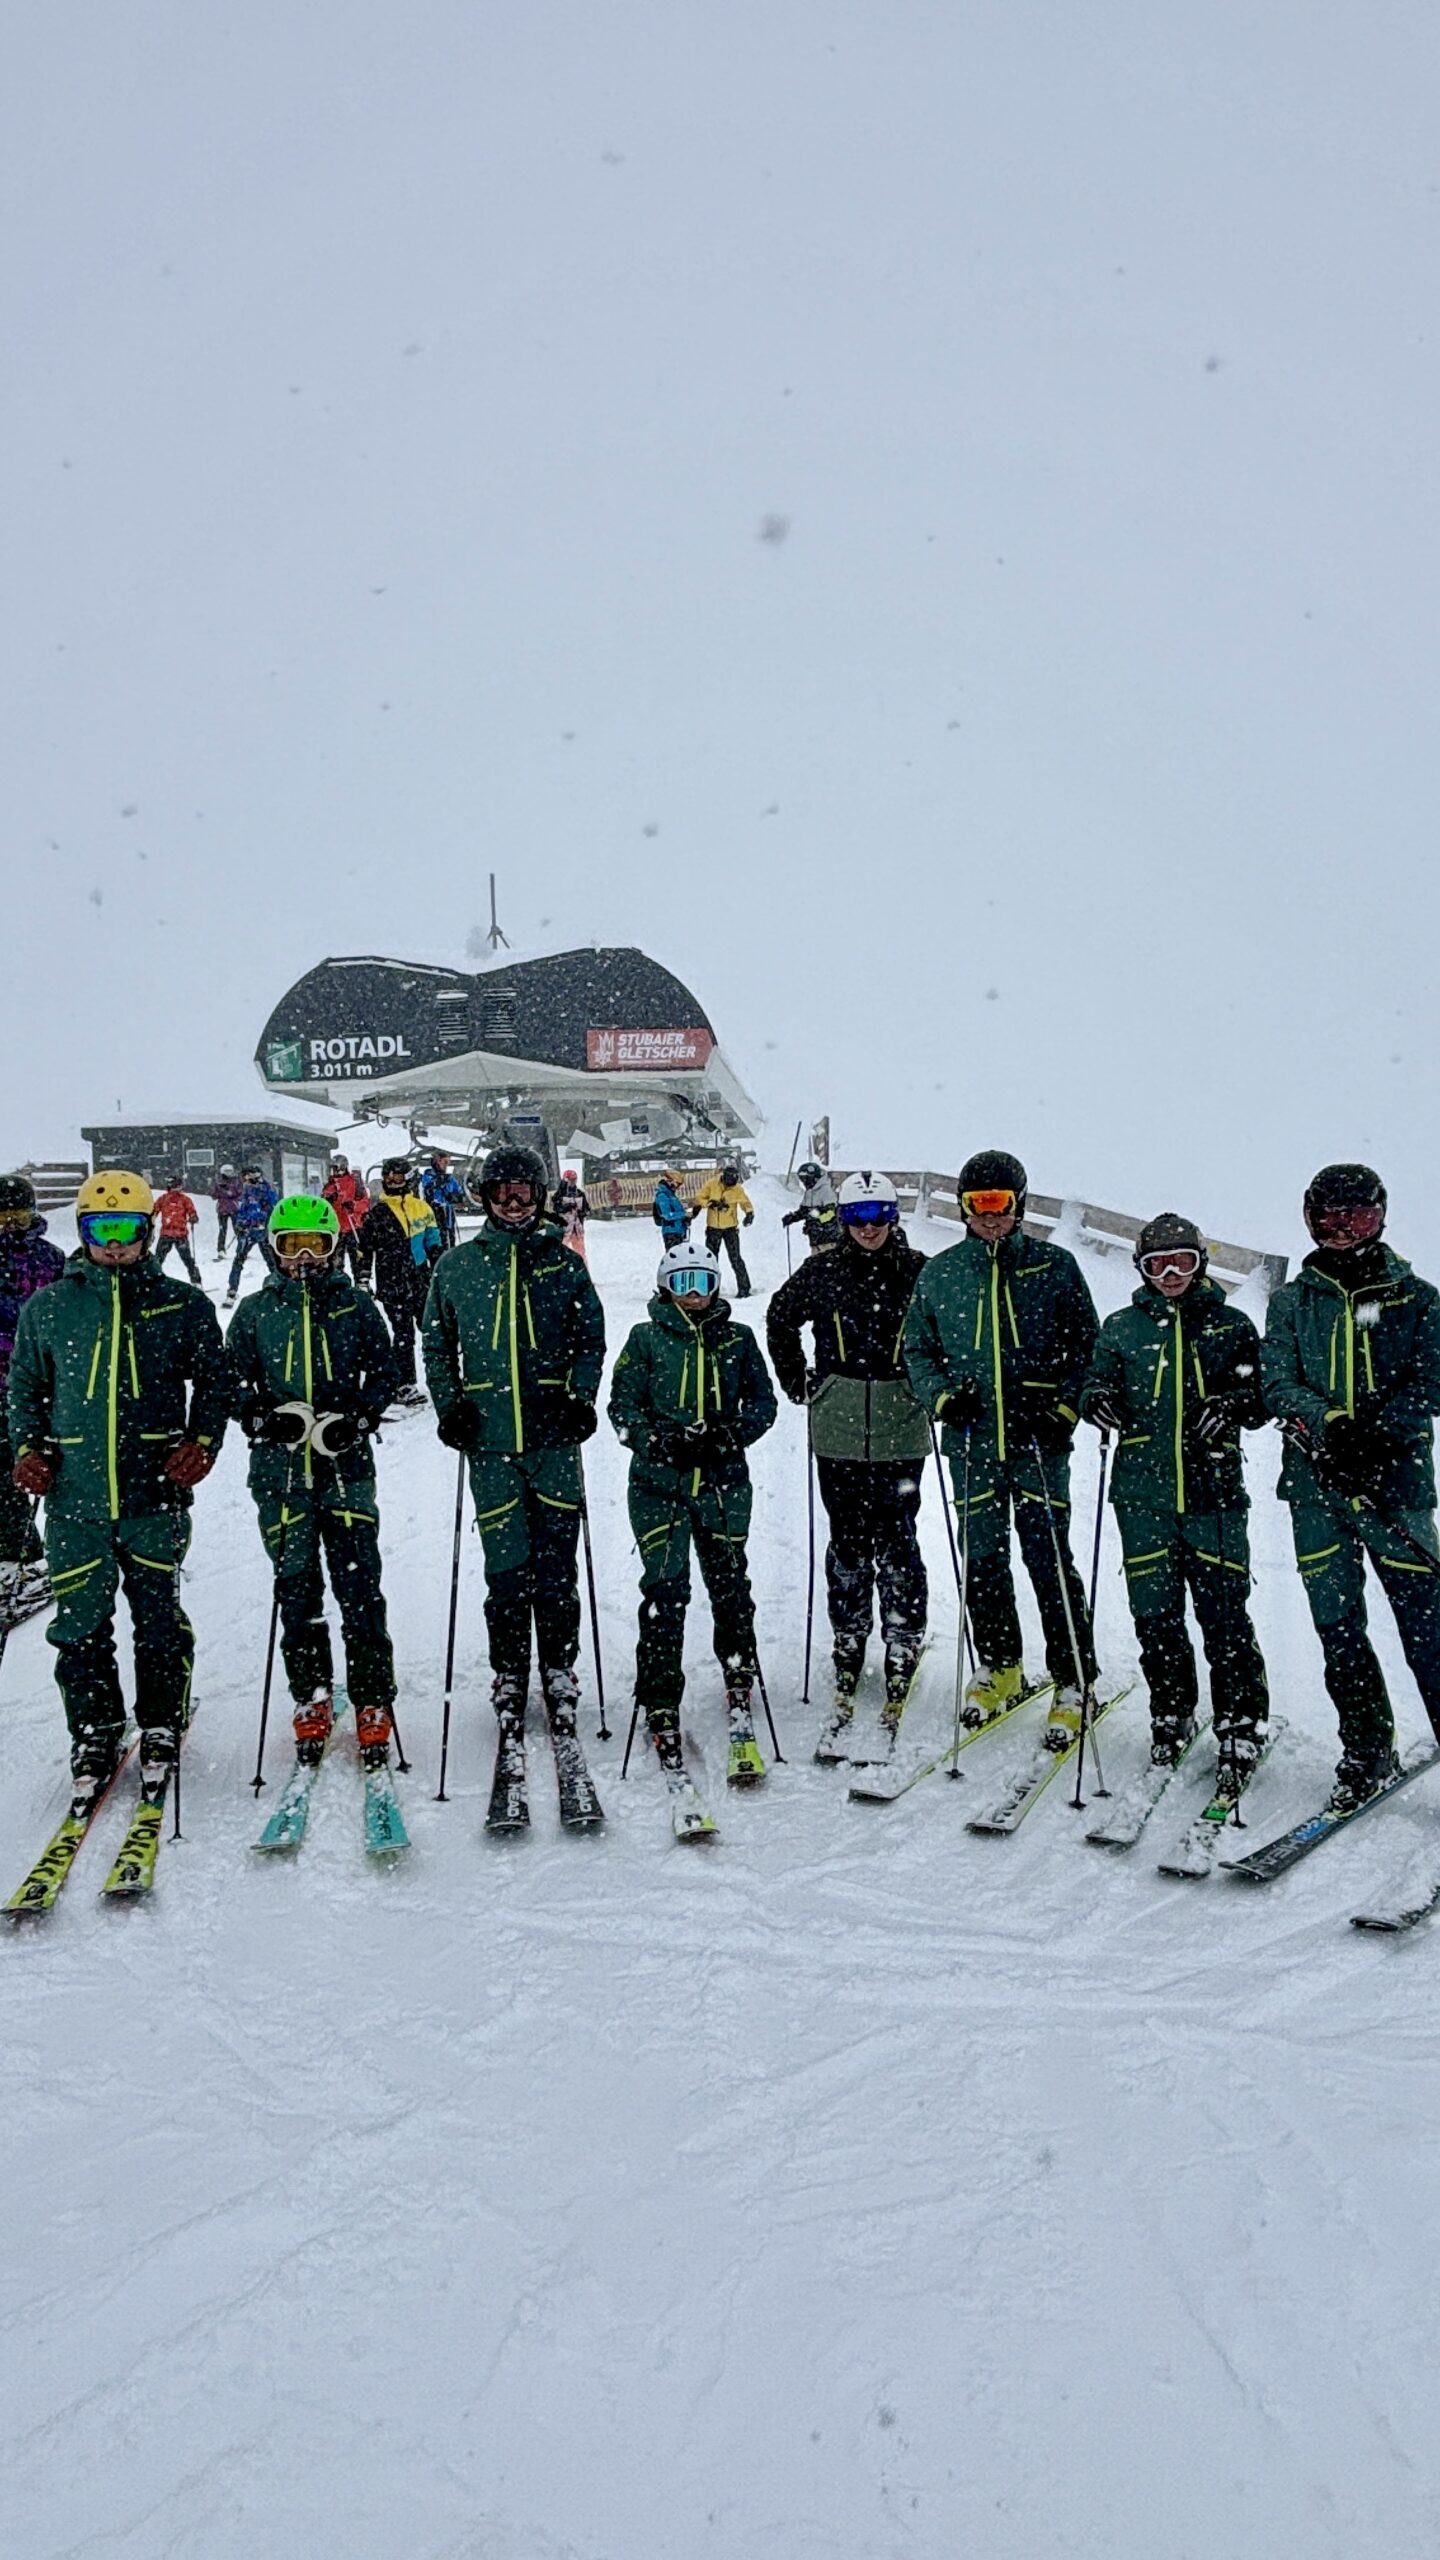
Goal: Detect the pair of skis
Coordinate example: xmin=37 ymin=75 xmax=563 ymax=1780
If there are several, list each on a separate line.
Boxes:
xmin=486 ymin=1706 xmax=606 ymax=1836
xmin=254 ymin=1692 xmax=410 ymax=1861
xmin=964 ymin=1686 xmax=1135 ymax=1834
xmin=5 ymin=1714 xmax=198 ymax=1916
xmin=813 ymin=1643 xmax=935 ymax=1773
xmin=844 ymin=1679 xmax=1057 ymax=1806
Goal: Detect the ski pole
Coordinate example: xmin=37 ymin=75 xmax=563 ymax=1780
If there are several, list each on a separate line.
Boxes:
xmin=577 ymin=1454 xmax=610 ymax=1740
xmin=753 ymin=1647 xmax=786 ymax=1763
xmin=250 ymin=1453 xmax=297 ymax=1794
xmin=1026 ymin=1437 xmax=1108 ymax=1805
xmin=1071 ymin=1430 xmax=1111 ymax=1811
xmin=785 ymin=1119 xmax=803 ymax=1185
xmin=170 ymin=1522 xmax=187 ymax=1840
xmin=435 ymin=1448 xmax=467 ymax=1801
xmin=929 ymin=1416 xmax=977 ymax=1676
xmin=802 ymin=1417 xmax=816 ymax=1704
xmin=948 ymin=1430 xmax=973 ymax=1774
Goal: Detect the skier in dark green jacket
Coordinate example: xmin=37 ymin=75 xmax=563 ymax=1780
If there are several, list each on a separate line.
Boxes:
xmin=422 ymin=1145 xmax=606 ymax=1742
xmin=226 ymin=1195 xmax=401 ymax=1769
xmin=7 ymin=1169 xmax=227 ymax=1804
xmin=1081 ymin=1212 xmax=1270 ymax=1779
xmin=1261 ymin=1163 xmax=1440 ymax=1811
xmin=609 ymin=1236 xmax=777 ymax=1831
xmin=903 ymin=1149 xmax=1100 ymax=1746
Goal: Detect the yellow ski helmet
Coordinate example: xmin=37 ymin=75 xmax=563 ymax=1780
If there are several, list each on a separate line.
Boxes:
xmin=76 ymin=1170 xmax=155 ymax=1218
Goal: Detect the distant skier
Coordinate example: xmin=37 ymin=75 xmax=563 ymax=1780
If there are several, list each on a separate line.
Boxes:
xmin=767 ymin=1172 xmax=930 ymax=1749
xmin=153 ymin=1184 xmax=203 ymax=1284
xmin=904 ymin=1149 xmax=1101 ymax=1745
xmin=781 ymin=1160 xmax=839 ymax=1255
xmin=0 ymin=1174 xmax=64 ymax=1628
xmin=652 ymin=1171 xmax=691 ymax=1250
xmin=555 ymin=1167 xmax=589 ymax=1261
xmin=422 ymin=1144 xmax=605 ymax=1775
xmin=693 ymin=1161 xmax=755 ymax=1298
xmin=419 ymin=1149 xmax=465 ymax=1251
xmin=1262 ymin=1164 xmax=1440 ymax=1811
xmin=213 ymin=1164 xmax=242 ymax=1259
xmin=323 ymin=1155 xmax=371 ymax=1280
xmin=609 ymin=1237 xmax=777 ymax=1832
xmin=222 ymin=1166 xmax=279 ymax=1306
xmin=7 ymin=1171 xmax=226 ymax=1808
xmin=227 ymin=1195 xmax=401 ymax=1773
xmin=358 ymin=1158 xmax=441 ymax=1406
xmin=1082 ymin=1213 xmax=1270 ymax=1781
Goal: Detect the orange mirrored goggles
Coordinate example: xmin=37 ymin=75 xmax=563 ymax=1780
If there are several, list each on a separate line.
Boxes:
xmin=960 ymin=1187 xmax=1017 ymax=1218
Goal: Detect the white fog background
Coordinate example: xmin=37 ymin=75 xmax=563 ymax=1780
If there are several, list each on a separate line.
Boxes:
xmin=2 ymin=3 xmax=1436 ymax=1268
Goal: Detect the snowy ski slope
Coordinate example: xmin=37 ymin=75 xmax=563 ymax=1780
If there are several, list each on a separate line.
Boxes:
xmin=4 ymin=1180 xmax=1440 ymax=2558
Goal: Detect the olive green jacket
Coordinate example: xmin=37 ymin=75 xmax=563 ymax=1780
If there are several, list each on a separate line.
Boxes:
xmin=1081 ymin=1278 xmax=1267 ymax=1515
xmin=1261 ymin=1246 xmax=1440 ymax=1508
xmin=608 ymin=1294 xmax=777 ymax=1498
xmin=8 ymin=1253 xmax=228 ymax=1521
xmin=903 ymin=1228 xmax=1098 ymax=1466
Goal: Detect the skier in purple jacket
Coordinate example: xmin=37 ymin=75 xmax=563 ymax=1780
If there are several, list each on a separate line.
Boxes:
xmin=0 ymin=1175 xmax=65 ymax=1624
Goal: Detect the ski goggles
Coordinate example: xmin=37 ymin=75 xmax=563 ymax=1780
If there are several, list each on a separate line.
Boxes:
xmin=839 ymin=1199 xmax=898 ymax=1226
xmin=1309 ymin=1201 xmax=1385 ymax=1245
xmin=666 ymin=1267 xmax=719 ymax=1298
xmin=79 ymin=1212 xmax=150 ymax=1248
xmin=0 ymin=1208 xmax=34 ymax=1230
xmin=1138 ymin=1247 xmax=1203 ymax=1282
xmin=274 ymin=1229 xmax=337 ymax=1262
xmin=959 ymin=1187 xmax=1017 ymax=1219
xmin=488 ymin=1181 xmax=538 ymax=1210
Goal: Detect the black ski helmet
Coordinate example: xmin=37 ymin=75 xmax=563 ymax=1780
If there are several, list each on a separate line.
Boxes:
xmin=1304 ymin=1162 xmax=1386 ymax=1231
xmin=473 ymin=1143 xmax=548 ymax=1217
xmin=1135 ymin=1211 xmax=1207 ymax=1278
xmin=0 ymin=1173 xmax=37 ymax=1218
xmin=721 ymin=1162 xmax=740 ymax=1187
xmin=798 ymin=1160 xmax=823 ymax=1185
xmin=958 ymin=1149 xmax=1027 ymax=1214
xmin=381 ymin=1156 xmax=411 ymax=1189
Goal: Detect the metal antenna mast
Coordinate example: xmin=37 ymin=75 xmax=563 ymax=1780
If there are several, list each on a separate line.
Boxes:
xmin=485 ymin=873 xmax=510 ymax=953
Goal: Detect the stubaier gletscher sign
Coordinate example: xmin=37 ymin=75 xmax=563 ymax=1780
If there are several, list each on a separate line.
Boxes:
xmin=586 ymin=1028 xmax=714 ymax=1071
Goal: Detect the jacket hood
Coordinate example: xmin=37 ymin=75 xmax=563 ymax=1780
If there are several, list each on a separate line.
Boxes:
xmin=1128 ymin=1273 xmax=1226 ymax=1323
xmin=648 ymin=1290 xmax=734 ymax=1333
xmin=1297 ymin=1241 xmax=1409 ymax=1294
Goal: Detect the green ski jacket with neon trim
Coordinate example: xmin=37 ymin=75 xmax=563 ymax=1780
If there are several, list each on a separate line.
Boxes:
xmin=902 ymin=1228 xmax=1097 ymax=1464
xmin=7 ymin=1252 xmax=228 ymax=1521
xmin=1081 ymin=1278 xmax=1266 ymax=1516
xmin=225 ymin=1267 xmax=399 ymax=1493
xmin=422 ymin=1219 xmax=605 ymax=1453
xmin=1261 ymin=1246 xmax=1440 ymax=1508
xmin=607 ymin=1293 xmax=776 ymax=1496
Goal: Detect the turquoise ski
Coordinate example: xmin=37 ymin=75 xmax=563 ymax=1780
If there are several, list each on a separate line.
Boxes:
xmin=363 ymin=1764 xmax=410 ymax=1858
xmin=255 ymin=1696 xmax=350 ymax=1853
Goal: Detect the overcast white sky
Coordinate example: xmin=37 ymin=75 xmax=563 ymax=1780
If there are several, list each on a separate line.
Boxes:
xmin=3 ymin=3 xmax=1437 ymax=1267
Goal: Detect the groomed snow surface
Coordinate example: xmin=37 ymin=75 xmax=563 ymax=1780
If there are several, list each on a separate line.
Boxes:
xmin=5 ymin=1181 xmax=1440 ymax=2560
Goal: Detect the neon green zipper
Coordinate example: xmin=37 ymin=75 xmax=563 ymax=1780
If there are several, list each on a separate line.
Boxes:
xmin=302 ymin=1288 xmax=315 ymax=1487
xmin=1173 ymin=1307 xmax=1186 ymax=1516
xmin=508 ymin=1245 xmax=524 ymax=1451
xmin=990 ymin=1258 xmax=1006 ymax=1462
xmin=106 ymin=1276 xmax=121 ymax=1520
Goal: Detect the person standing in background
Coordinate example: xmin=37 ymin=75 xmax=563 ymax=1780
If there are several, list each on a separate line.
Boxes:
xmin=419 ymin=1150 xmax=465 ymax=1251
xmin=359 ymin=1158 xmax=440 ymax=1407
xmin=0 ymin=1174 xmax=65 ymax=1628
xmin=323 ymin=1155 xmax=370 ymax=1281
xmin=222 ymin=1167 xmax=279 ymax=1308
xmin=213 ymin=1164 xmax=242 ymax=1260
xmin=153 ymin=1185 xmax=203 ymax=1284
xmin=693 ymin=1161 xmax=755 ymax=1299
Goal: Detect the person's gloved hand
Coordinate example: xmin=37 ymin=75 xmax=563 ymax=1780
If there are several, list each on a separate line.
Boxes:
xmin=163 ymin=1441 xmax=215 ymax=1489
xmin=12 ymin=1447 xmax=56 ymax=1497
xmin=309 ymin=1408 xmax=378 ymax=1461
xmin=688 ymin=1418 xmax=739 ymax=1466
xmin=245 ymin=1399 xmax=314 ymax=1449
xmin=1010 ymin=1385 xmax=1073 ymax=1454
xmin=743 ymin=1212 xmax=755 ymax=1227
xmin=1188 ymin=1392 xmax=1244 ymax=1451
xmin=651 ymin=1420 xmax=706 ymax=1469
xmin=558 ymin=1398 xmax=598 ymax=1444
xmin=937 ymin=1378 xmax=982 ymax=1430
xmin=1085 ymin=1390 xmax=1126 ymax=1436
xmin=436 ymin=1404 xmax=481 ymax=1454
xmin=1322 ymin=1412 xmax=1390 ymax=1494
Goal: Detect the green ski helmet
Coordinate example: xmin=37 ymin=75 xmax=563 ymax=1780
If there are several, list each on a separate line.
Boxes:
xmin=268 ymin=1193 xmax=340 ymax=1265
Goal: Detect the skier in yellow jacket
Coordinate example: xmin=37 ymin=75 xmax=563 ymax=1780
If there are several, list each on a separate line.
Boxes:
xmin=693 ymin=1163 xmax=755 ymax=1299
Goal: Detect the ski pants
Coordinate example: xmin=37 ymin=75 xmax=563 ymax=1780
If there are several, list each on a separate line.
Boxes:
xmin=950 ymin=1446 xmax=1097 ymax=1689
xmin=1288 ymin=1491 xmax=1440 ymax=1758
xmin=467 ymin=1448 xmax=582 ymax=1684
xmin=628 ymin=1465 xmax=757 ymax=1729
xmin=215 ymin=1213 xmax=232 ymax=1253
xmin=0 ymin=1417 xmax=43 ymax=1565
xmin=253 ymin=1464 xmax=395 ymax=1710
xmin=816 ymin=1456 xmax=927 ymax=1646
xmin=706 ymin=1224 xmax=751 ymax=1296
xmin=378 ymin=1285 xmax=420 ymax=1388
xmin=155 ymin=1234 xmax=202 ymax=1285
xmin=1115 ymin=1504 xmax=1268 ymax=1739
xmin=228 ymin=1230 xmax=278 ymax=1295
xmin=44 ymin=1509 xmax=193 ymax=1772
xmin=334 ymin=1231 xmax=364 ymax=1282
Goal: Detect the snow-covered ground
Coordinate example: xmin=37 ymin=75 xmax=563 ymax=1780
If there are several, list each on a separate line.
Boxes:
xmin=5 ymin=1181 xmax=1440 ymax=2559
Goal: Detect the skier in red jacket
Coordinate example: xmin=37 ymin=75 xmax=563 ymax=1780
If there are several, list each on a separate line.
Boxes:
xmin=323 ymin=1157 xmax=370 ymax=1281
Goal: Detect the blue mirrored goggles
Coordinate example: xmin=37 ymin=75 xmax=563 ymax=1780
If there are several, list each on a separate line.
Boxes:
xmin=666 ymin=1267 xmax=719 ymax=1297
xmin=839 ymin=1199 xmax=898 ymax=1227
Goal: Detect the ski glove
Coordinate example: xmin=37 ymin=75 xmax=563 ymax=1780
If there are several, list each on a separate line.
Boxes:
xmin=436 ymin=1404 xmax=482 ymax=1455
xmin=308 ymin=1409 xmax=378 ymax=1461
xmin=937 ymin=1379 xmax=982 ymax=1429
xmin=244 ymin=1399 xmax=315 ymax=1449
xmin=163 ymin=1440 xmax=215 ymax=1489
xmin=12 ymin=1448 xmax=56 ymax=1497
xmin=743 ymin=1212 xmax=755 ymax=1226
xmin=1321 ymin=1413 xmax=1390 ymax=1494
xmin=1085 ymin=1390 xmax=1126 ymax=1436
xmin=557 ymin=1398 xmax=598 ymax=1445
xmin=1188 ymin=1393 xmax=1244 ymax=1450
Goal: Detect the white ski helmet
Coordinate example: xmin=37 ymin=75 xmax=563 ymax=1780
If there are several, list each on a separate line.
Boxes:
xmin=838 ymin=1170 xmax=899 ymax=1224
xmin=657 ymin=1238 xmax=723 ymax=1300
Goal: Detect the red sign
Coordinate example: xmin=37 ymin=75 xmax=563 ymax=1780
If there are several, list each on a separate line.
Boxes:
xmin=586 ymin=1027 xmax=714 ymax=1071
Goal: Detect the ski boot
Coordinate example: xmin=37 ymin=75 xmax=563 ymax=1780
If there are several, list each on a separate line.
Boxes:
xmin=1149 ymin=1711 xmax=1198 ymax=1770
xmin=724 ymin=1671 xmax=765 ymax=1787
xmin=68 ymin=1732 xmax=125 ymax=1820
xmin=395 ymin=1384 xmax=428 ymax=1410
xmin=354 ymin=1703 xmax=393 ymax=1772
xmin=137 ymin=1722 xmax=180 ymax=1794
xmin=1042 ymin=1686 xmax=1086 ymax=1753
xmin=962 ymin=1661 xmax=1025 ymax=1730
xmin=1213 ymin=1722 xmax=1263 ymax=1798
xmin=541 ymin=1664 xmax=581 ymax=1737
xmin=654 ymin=1724 xmax=716 ymax=1839
xmin=816 ymin=1634 xmax=865 ymax=1760
xmin=293 ymin=1687 xmax=335 ymax=1768
xmin=881 ymin=1636 xmax=924 ymax=1736
xmin=1327 ymin=1742 xmax=1401 ymax=1816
